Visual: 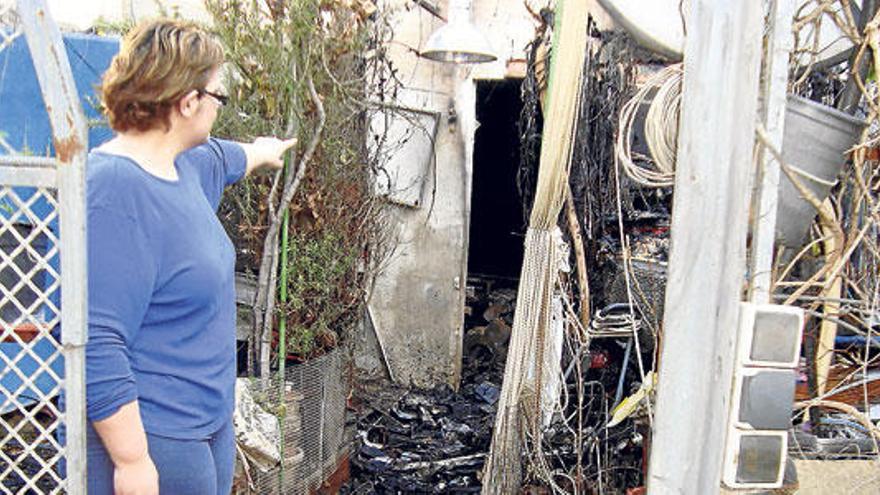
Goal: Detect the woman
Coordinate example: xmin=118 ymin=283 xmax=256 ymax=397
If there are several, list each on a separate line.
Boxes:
xmin=84 ymin=19 xmax=294 ymax=494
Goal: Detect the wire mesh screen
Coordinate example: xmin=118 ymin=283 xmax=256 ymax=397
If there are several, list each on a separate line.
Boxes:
xmin=0 ymin=185 xmax=65 ymax=494
xmin=238 ymin=347 xmax=350 ymax=494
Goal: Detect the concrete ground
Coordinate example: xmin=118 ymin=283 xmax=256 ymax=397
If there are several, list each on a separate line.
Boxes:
xmin=720 ymin=459 xmax=880 ymax=495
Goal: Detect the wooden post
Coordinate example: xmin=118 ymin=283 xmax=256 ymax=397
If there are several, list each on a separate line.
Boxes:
xmin=816 ymin=202 xmax=842 ymax=396
xmin=749 ymin=0 xmax=795 ymax=305
xmin=647 ymin=2 xmax=763 ymax=493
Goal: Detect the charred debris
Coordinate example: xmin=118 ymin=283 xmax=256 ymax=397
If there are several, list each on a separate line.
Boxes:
xmin=345 ymin=26 xmax=665 ymax=494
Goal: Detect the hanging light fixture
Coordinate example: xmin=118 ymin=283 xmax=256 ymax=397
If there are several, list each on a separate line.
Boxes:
xmin=421 ymin=0 xmax=497 ymax=63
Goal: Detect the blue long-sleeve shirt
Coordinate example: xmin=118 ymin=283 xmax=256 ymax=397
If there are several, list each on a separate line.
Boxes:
xmin=85 ymin=138 xmax=245 ymax=440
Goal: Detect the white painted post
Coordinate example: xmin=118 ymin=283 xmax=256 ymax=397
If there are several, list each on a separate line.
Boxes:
xmin=749 ymin=0 xmax=796 ymax=305
xmin=647 ymin=2 xmax=764 ymax=493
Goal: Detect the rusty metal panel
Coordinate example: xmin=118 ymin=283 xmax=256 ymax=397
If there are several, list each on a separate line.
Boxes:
xmin=17 ymin=0 xmax=87 ymax=166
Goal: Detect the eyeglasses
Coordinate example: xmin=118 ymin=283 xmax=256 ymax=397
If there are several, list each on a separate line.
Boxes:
xmin=196 ymin=89 xmax=229 ymax=107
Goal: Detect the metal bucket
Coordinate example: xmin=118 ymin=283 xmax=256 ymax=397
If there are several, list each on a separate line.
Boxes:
xmin=776 ymin=95 xmax=866 ymax=249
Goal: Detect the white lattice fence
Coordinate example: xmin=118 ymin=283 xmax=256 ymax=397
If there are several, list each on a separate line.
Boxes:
xmin=0 ymin=1 xmax=89 ymax=493
xmin=0 ymin=185 xmax=64 ymax=494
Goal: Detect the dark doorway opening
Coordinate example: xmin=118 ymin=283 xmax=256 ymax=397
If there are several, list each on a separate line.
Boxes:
xmin=468 ymin=79 xmax=526 ymax=281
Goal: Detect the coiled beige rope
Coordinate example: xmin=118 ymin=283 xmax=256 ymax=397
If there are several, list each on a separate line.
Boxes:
xmin=616 ymin=63 xmax=683 ymax=187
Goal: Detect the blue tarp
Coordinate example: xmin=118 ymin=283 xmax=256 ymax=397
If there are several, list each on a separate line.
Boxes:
xmin=0 ymin=32 xmax=118 ymax=413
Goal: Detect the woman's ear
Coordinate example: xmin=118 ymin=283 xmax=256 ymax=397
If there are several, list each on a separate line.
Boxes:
xmin=177 ymin=90 xmax=200 ymax=119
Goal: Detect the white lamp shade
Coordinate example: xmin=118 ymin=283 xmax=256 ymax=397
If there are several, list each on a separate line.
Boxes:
xmin=421 ymin=16 xmax=497 ymax=63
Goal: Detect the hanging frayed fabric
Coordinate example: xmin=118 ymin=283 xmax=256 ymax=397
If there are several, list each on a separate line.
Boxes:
xmin=522 ymin=228 xmax=569 ymax=429
xmin=482 ymin=228 xmax=558 ymax=491
xmin=481 ymin=0 xmax=590 ymax=492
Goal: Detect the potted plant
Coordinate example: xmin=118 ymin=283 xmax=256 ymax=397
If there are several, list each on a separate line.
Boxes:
xmin=204 ymin=0 xmax=397 ymax=491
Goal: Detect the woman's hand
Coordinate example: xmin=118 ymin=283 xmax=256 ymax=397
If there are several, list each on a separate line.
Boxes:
xmin=93 ymin=401 xmax=157 ymax=495
xmin=113 ymin=453 xmax=158 ymax=495
xmin=242 ymin=136 xmax=298 ymax=174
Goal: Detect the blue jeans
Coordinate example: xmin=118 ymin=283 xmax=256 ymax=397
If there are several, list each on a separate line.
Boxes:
xmin=85 ymin=419 xmax=235 ymax=495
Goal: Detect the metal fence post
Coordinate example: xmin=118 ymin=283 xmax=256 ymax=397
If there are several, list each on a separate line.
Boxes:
xmin=16 ymin=1 xmax=89 ymax=493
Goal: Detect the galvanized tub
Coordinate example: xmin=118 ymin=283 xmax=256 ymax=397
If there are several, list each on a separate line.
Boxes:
xmin=776 ymin=95 xmax=866 ymax=249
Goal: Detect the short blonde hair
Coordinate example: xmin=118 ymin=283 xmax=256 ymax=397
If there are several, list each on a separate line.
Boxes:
xmin=100 ymin=19 xmax=224 ymax=132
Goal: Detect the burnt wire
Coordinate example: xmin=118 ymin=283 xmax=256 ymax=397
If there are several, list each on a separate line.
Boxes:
xmin=516 ymin=28 xmax=547 ymax=229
